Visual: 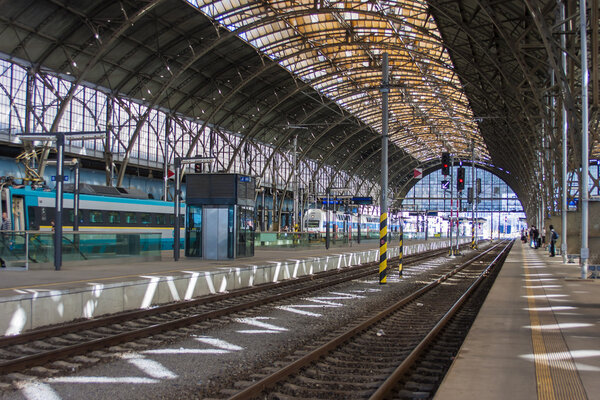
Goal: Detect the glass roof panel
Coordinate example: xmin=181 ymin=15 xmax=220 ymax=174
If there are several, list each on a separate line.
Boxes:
xmin=190 ymin=0 xmax=489 ymax=162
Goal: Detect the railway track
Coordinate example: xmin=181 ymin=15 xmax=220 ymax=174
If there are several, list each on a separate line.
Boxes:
xmin=0 ymin=245 xmax=463 ymax=378
xmin=206 ymin=240 xmax=512 ymax=400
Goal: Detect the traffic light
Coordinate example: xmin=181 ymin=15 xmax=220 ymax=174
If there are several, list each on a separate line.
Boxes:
xmin=476 ymin=178 xmax=482 ymax=194
xmin=457 ymin=167 xmax=465 ymax=191
xmin=194 ymin=163 xmax=202 ymax=173
xmin=441 ymin=152 xmax=450 ymax=175
xmin=467 ymin=187 xmax=473 ymax=204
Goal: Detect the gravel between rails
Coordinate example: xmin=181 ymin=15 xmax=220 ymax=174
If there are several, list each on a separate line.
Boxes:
xmin=0 ymin=248 xmax=482 ymax=400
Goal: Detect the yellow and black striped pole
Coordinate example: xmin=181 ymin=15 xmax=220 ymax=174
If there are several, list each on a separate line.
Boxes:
xmin=398 ymin=226 xmax=403 ymax=276
xmin=379 ymin=213 xmax=388 ymax=284
xmin=379 ymin=53 xmax=389 ymax=285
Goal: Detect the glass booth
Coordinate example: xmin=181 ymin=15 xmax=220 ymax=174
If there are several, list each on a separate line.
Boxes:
xmin=184 ymin=174 xmax=255 ymax=260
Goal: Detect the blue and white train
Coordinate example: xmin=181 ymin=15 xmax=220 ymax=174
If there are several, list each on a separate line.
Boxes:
xmin=302 ymin=208 xmax=400 ymax=238
xmin=0 ymin=183 xmax=184 ymax=250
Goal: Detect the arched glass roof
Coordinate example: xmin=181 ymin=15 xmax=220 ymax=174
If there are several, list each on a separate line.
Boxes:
xmin=187 ymin=0 xmax=489 ymax=163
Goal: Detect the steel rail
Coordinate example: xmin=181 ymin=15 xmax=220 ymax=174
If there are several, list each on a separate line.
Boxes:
xmin=0 ymin=248 xmax=444 ymax=348
xmin=369 ymin=240 xmax=513 ymax=399
xmin=226 ymin=241 xmax=509 ymax=400
xmin=0 ymin=246 xmax=457 ymax=374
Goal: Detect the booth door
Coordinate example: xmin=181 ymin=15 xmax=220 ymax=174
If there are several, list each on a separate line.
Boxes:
xmin=203 ymin=207 xmax=231 ymax=260
xmin=185 ymin=205 xmax=202 ymax=257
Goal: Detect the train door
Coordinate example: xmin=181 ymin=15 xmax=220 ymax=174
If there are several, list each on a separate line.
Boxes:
xmin=11 ymin=197 xmax=25 ymax=231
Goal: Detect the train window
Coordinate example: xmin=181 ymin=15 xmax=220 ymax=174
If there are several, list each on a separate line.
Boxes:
xmin=169 ymin=215 xmax=174 ymax=225
xmin=140 ymin=213 xmax=152 ymax=225
xmin=66 ymin=210 xmax=74 ymax=224
xmin=89 ymin=211 xmax=103 ymax=223
xmin=108 ymin=211 xmax=121 ymax=224
xmin=156 ymin=214 xmax=166 ymax=226
xmin=124 ymin=212 xmax=137 ymax=224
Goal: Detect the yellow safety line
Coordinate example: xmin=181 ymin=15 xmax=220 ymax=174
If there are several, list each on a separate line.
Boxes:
xmin=523 ymin=253 xmax=588 ymax=400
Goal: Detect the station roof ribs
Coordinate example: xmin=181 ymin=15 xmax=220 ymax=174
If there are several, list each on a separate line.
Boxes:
xmin=0 ymin=0 xmax=596 ymax=203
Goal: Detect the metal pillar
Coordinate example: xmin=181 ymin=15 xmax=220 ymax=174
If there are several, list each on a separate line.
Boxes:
xmin=471 ymin=141 xmax=477 ymax=249
xmin=379 ymin=52 xmax=389 ymax=284
xmin=54 ymin=134 xmax=64 ymax=270
xmin=398 ymin=221 xmax=403 ymax=276
xmin=449 ymin=156 xmax=454 ymax=256
xmin=580 ymin=0 xmax=590 ymax=278
xmin=292 ymin=135 xmax=298 ymax=231
xmin=261 ymin=190 xmax=266 ymax=231
xmin=73 ymin=160 xmax=80 ymax=232
xmin=326 ymin=189 xmax=330 ymax=249
xmin=357 ymin=207 xmax=361 ymax=244
xmin=561 ymin=0 xmax=569 ymax=263
xmin=163 ymin=117 xmax=170 ymax=200
xmin=174 ymin=158 xmax=181 ymax=261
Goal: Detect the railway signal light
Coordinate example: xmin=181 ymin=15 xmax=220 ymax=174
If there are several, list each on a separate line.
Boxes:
xmin=467 ymin=187 xmax=474 ymax=204
xmin=441 ymin=152 xmax=450 ymax=175
xmin=457 ymin=167 xmax=465 ymax=191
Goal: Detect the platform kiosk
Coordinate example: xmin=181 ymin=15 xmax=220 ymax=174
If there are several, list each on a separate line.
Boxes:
xmin=185 ymin=173 xmax=255 ymax=260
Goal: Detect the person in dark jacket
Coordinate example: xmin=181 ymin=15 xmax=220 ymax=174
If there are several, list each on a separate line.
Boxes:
xmin=549 ymin=225 xmax=558 ymax=257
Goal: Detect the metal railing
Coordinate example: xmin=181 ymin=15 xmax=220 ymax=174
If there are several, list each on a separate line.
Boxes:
xmin=0 ymin=231 xmax=162 ymax=270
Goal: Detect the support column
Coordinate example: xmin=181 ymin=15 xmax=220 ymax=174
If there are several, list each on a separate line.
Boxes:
xmin=398 ymin=222 xmax=403 ymax=276
xmin=292 ymin=135 xmax=298 ymax=232
xmin=163 ymin=116 xmax=171 ymax=200
xmin=54 ymin=134 xmax=65 ymax=270
xmin=379 ymin=53 xmax=389 ymax=284
xmin=580 ymin=0 xmax=590 ymax=278
xmin=105 ymin=96 xmax=114 ymax=186
xmin=174 ymin=158 xmax=181 ymax=261
xmin=561 ymin=0 xmax=569 ymax=263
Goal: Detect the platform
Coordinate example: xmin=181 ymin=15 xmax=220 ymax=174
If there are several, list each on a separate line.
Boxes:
xmin=435 ymin=240 xmax=599 ymax=400
xmin=0 ymin=238 xmax=464 ymax=336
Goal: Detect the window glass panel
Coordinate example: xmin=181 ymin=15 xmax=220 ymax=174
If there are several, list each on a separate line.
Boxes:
xmin=108 ymin=211 xmax=121 ymax=224
xmin=140 ymin=213 xmax=152 ymax=225
xmin=125 ymin=212 xmax=137 ymax=224
xmin=90 ymin=211 xmax=103 ymax=223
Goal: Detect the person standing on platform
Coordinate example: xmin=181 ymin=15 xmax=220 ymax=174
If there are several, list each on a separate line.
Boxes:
xmin=549 ymin=225 xmax=558 ymax=257
xmin=1 ymin=212 xmax=11 ymax=268
xmin=1 ymin=212 xmax=10 ymax=236
xmin=541 ymin=226 xmax=546 ymax=247
xmin=529 ymin=226 xmax=539 ymax=248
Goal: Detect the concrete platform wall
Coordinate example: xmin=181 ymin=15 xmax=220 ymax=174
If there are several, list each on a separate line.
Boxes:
xmin=0 ymin=238 xmax=467 ymax=336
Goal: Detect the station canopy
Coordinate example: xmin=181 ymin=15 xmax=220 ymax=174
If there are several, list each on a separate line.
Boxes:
xmin=189 ymin=0 xmax=488 ymax=162
xmin=0 ymin=0 xmax=597 ymax=210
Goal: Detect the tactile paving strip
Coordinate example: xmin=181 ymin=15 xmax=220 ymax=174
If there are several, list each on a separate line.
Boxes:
xmin=523 ymin=254 xmax=587 ymax=400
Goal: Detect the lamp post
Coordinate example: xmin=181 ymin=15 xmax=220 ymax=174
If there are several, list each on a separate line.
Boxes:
xmin=17 ymin=131 xmax=106 ymax=270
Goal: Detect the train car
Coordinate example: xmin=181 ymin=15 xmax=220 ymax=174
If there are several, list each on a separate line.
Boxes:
xmin=303 ymin=208 xmax=350 ymax=234
xmin=0 ymin=183 xmax=184 ymax=251
xmin=302 ymin=208 xmax=394 ymax=239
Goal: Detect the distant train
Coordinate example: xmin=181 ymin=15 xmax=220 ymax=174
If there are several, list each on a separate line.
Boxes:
xmin=302 ymin=208 xmax=400 ymax=238
xmin=0 ymin=183 xmax=184 ymax=251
